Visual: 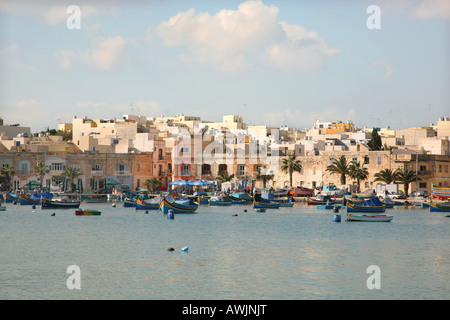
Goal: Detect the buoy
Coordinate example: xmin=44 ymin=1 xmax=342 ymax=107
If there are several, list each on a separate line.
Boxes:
xmin=167 ymin=247 xmax=175 ymax=251
xmin=167 ymin=209 xmax=174 ymax=219
xmin=232 ymin=214 xmax=238 ymax=216
xmin=112 ymin=203 xmax=116 ymax=207
xmin=32 ymin=205 xmax=36 ymax=209
xmin=333 ymin=214 xmax=341 ymax=222
xmin=333 ymin=205 xmax=339 ymax=213
xmin=51 ymin=212 xmax=55 ymax=216
xmin=181 ymin=246 xmax=188 ymax=252
xmin=145 ymin=210 xmax=149 ymax=214
xmin=244 ymin=209 xmax=247 ymax=212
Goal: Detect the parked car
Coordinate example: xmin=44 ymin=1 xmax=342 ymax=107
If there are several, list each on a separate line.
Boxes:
xmin=389 ymin=191 xmax=406 ymax=199
xmin=410 ymin=190 xmax=429 ymax=198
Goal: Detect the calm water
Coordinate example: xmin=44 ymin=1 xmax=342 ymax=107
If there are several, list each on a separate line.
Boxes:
xmin=1 ymin=200 xmax=449 ymax=300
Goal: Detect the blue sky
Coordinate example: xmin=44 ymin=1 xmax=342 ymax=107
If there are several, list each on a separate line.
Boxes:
xmin=0 ymin=0 xmax=449 ymax=132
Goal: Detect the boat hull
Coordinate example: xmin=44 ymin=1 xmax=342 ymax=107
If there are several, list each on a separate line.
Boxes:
xmin=307 ymin=197 xmax=336 ymax=205
xmin=75 ymin=210 xmax=101 ymax=216
xmin=159 ymin=199 xmax=198 ymax=213
xmin=345 ymin=214 xmax=393 ymax=222
xmin=253 ymin=202 xmax=280 ymax=209
xmin=5 ymin=193 xmax=18 ymax=203
xmin=41 ymin=199 xmax=80 ymax=209
xmin=209 ymin=201 xmax=232 ymax=206
xmin=135 ymin=199 xmax=159 ymax=210
xmin=429 ymin=202 xmax=450 ymax=212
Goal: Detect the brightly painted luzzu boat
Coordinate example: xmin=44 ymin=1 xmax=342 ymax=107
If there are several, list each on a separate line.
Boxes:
xmin=159 ymin=198 xmax=198 ymax=213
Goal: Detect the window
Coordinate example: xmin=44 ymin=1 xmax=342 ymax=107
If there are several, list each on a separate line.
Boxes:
xmin=420 ymin=166 xmax=426 ymax=171
xmin=239 ymin=165 xmax=245 ymax=176
xmin=51 ymin=163 xmax=64 ymax=171
xmin=445 ymin=165 xmax=448 ymax=173
xmin=364 ymin=156 xmax=369 ymax=164
xmin=181 ymin=164 xmax=190 ymax=175
xmin=18 ymin=160 xmax=31 ymax=174
xmin=352 ymin=156 xmax=358 ymax=163
xmin=218 ymin=164 xmax=227 ymax=173
xmin=329 ymin=156 xmax=335 ymax=164
xmin=180 ymin=147 xmax=189 ymax=153
xmin=419 ymin=182 xmax=427 ymax=188
xmin=376 ymin=155 xmax=382 ymax=165
xmin=137 ymin=164 xmax=140 ymax=172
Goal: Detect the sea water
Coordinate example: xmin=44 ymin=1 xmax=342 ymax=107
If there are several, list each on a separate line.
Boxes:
xmin=1 ymin=201 xmax=449 ymax=300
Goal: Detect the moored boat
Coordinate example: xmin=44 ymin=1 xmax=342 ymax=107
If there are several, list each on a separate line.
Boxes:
xmin=431 ymin=183 xmax=450 ymax=200
xmin=19 ymin=193 xmax=41 ymax=205
xmin=123 ymin=198 xmax=136 ymax=207
xmin=209 ymin=196 xmax=232 ymax=206
xmin=0 ymin=205 xmax=6 ymax=211
xmin=345 ymin=213 xmax=393 ymax=222
xmin=429 ymin=201 xmax=450 ymax=212
xmin=253 ymin=201 xmax=280 ymax=209
xmin=75 ymin=209 xmax=101 ymax=216
xmin=5 ymin=193 xmax=18 ymax=203
xmin=346 ymin=197 xmax=386 ymax=213
xmin=135 ymin=199 xmax=160 ymax=210
xmin=279 ymin=202 xmax=294 ymax=207
xmin=307 ymin=195 xmax=335 ymax=206
xmin=41 ymin=198 xmax=80 ymax=209
xmin=159 ymin=198 xmax=198 ymax=213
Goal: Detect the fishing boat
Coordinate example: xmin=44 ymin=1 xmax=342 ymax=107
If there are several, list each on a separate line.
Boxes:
xmin=75 ymin=209 xmax=101 ymax=216
xmin=429 ymin=201 xmax=450 ymax=212
xmin=197 ymin=196 xmax=209 ymax=204
xmin=0 ymin=205 xmax=6 ymax=211
xmin=279 ymin=202 xmax=294 ymax=207
xmin=135 ymin=199 xmax=160 ymax=210
xmin=431 ymin=183 xmax=450 ymax=200
xmin=209 ymin=195 xmax=232 ymax=206
xmin=253 ymin=201 xmax=280 ymax=209
xmin=41 ymin=198 xmax=80 ymax=209
xmin=382 ymin=196 xmax=395 ymax=208
xmin=355 ymin=190 xmax=376 ymax=199
xmin=229 ymin=192 xmax=252 ymax=204
xmin=346 ymin=197 xmax=386 ymax=213
xmin=293 ymin=186 xmax=314 ymax=197
xmin=19 ymin=193 xmax=41 ymax=205
xmin=5 ymin=193 xmax=18 ymax=203
xmin=345 ymin=213 xmax=393 ymax=222
xmin=317 ymin=204 xmax=335 ymax=210
xmin=159 ymin=198 xmax=198 ymax=214
xmin=123 ymin=198 xmax=136 ymax=207
xmin=307 ymin=195 xmax=335 ymax=206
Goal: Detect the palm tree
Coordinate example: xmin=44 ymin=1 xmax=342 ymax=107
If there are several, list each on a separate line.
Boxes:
xmin=374 ymin=168 xmax=398 ymax=184
xmin=144 ymin=178 xmax=162 ymax=192
xmin=1 ymin=164 xmax=15 ymax=191
xmin=395 ymin=168 xmax=420 ymax=197
xmin=62 ymin=167 xmax=81 ymax=192
xmin=326 ymin=156 xmax=349 ymax=186
xmin=216 ymin=172 xmax=235 ymax=183
xmin=34 ymin=162 xmax=48 ymax=188
xmin=348 ymin=161 xmax=369 ymax=192
xmin=255 ymin=166 xmax=274 ymax=189
xmin=281 ymin=156 xmax=302 ymax=188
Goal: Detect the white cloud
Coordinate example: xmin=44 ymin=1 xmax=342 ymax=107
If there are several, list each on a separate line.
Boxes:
xmin=15 ymin=99 xmax=39 ymax=109
xmin=155 ymin=0 xmax=338 ymax=73
xmin=373 ymin=60 xmax=395 ymax=76
xmin=412 ymin=0 xmax=450 ymax=20
xmin=58 ymin=36 xmax=128 ymax=71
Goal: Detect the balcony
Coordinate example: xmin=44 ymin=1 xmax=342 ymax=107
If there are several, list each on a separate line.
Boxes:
xmin=418 ymin=171 xmax=431 ymax=176
xmin=158 ymin=171 xmax=165 ymax=176
xmin=180 ymin=170 xmax=191 ymax=176
xmin=116 ymin=170 xmax=129 ymax=176
xmin=91 ymin=170 xmax=104 ymax=176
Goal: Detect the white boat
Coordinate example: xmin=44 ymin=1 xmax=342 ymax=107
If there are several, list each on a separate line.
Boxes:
xmin=0 ymin=206 xmax=6 ymax=211
xmin=345 ymin=213 xmax=393 ymax=222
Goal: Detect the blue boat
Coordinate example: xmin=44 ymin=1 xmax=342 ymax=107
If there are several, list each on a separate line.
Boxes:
xmin=253 ymin=201 xmax=280 ymax=209
xmin=19 ymin=192 xmax=53 ymax=205
xmin=429 ymin=201 xmax=450 ymax=212
xmin=5 ymin=193 xmax=18 ymax=203
xmin=159 ymin=198 xmax=198 ymax=213
xmin=209 ymin=196 xmax=232 ymax=206
xmin=229 ymin=192 xmax=252 ymax=204
xmin=123 ymin=198 xmax=136 ymax=207
xmin=346 ymin=197 xmax=386 ymax=213
xmin=135 ymin=199 xmax=160 ymax=210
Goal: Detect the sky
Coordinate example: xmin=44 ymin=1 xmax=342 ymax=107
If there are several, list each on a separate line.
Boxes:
xmin=0 ymin=0 xmax=449 ymax=133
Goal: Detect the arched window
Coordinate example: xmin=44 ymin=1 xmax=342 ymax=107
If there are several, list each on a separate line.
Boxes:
xmin=17 ymin=160 xmax=30 ymax=174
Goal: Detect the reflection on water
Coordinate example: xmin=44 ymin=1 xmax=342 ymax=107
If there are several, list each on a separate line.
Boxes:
xmin=0 ymin=202 xmax=449 ymax=299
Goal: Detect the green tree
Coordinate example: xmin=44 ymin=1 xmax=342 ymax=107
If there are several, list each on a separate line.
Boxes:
xmin=216 ymin=172 xmax=235 ymax=183
xmin=348 ymin=161 xmax=369 ymax=192
xmin=34 ymin=162 xmax=49 ymax=188
xmin=62 ymin=167 xmax=81 ymax=192
xmin=368 ymin=128 xmax=382 ymax=151
xmin=255 ymin=166 xmax=274 ymax=189
xmin=144 ymin=178 xmax=162 ymax=192
xmin=1 ymin=164 xmax=15 ymax=191
xmin=326 ymin=156 xmax=349 ymax=186
xmin=395 ymin=168 xmax=420 ymax=197
xmin=281 ymin=156 xmax=302 ymax=188
xmin=374 ymin=168 xmax=398 ymax=184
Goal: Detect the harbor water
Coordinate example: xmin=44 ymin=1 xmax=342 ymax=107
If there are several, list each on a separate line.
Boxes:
xmin=1 ymin=201 xmax=449 ymax=300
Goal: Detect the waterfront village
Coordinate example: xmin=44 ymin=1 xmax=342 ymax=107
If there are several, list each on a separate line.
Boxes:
xmin=0 ymin=114 xmax=449 ymax=202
